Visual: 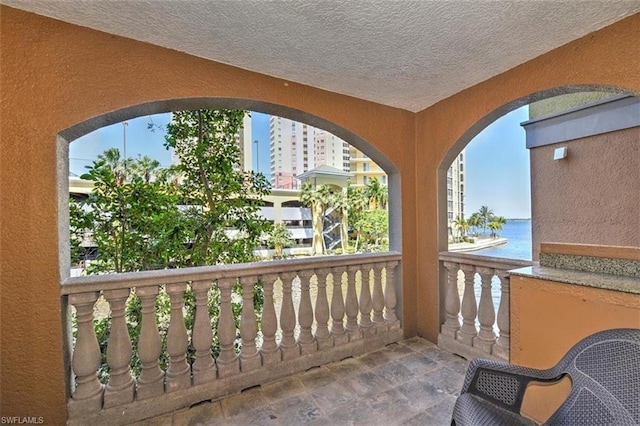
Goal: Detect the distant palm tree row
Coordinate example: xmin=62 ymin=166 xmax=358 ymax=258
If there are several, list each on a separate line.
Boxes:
xmin=452 ymin=205 xmax=507 ymax=243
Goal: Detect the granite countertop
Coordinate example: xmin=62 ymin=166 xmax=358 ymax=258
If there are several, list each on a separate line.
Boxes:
xmin=509 ymin=265 xmax=640 ymax=295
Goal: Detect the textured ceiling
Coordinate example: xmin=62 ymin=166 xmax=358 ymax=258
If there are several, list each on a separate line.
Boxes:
xmin=3 ymin=1 xmax=639 ymax=111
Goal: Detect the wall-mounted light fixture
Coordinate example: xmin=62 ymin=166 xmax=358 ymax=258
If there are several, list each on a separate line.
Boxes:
xmin=553 ymin=146 xmax=567 ymax=160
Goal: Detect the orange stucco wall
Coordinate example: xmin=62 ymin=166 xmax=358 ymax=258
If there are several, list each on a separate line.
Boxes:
xmin=531 ymin=128 xmax=640 ymax=260
xmin=414 ymin=14 xmax=639 ymax=343
xmin=510 ymin=275 xmax=640 ymax=422
xmin=1 ymin=6 xmax=639 ymax=421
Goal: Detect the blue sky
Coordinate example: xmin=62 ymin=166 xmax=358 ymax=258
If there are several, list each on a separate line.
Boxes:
xmin=463 ymin=106 xmax=531 ymax=219
xmin=70 ymin=107 xmax=531 ymax=219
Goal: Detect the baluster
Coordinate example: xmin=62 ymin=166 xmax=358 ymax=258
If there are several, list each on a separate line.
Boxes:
xmin=297 ymin=270 xmax=317 ymax=354
xmin=474 ymin=267 xmax=497 ymax=353
xmin=239 ymin=276 xmax=261 ymax=371
xmin=191 ymin=280 xmax=216 ymax=384
xmin=440 ymin=261 xmax=461 ymax=338
xmin=103 ymin=288 xmax=135 ymax=407
xmin=165 ymin=283 xmax=191 ymax=391
xmin=384 ymin=261 xmax=400 ymax=329
xmin=279 ymin=272 xmax=300 ymax=360
xmin=358 ymin=266 xmax=375 ymax=336
xmin=371 ymin=263 xmax=386 ymax=333
xmin=68 ymin=292 xmax=103 ymax=416
xmin=344 ymin=266 xmax=361 ymax=341
xmin=260 ymin=274 xmax=281 ymax=364
xmin=216 ymin=278 xmax=240 ymax=377
xmin=136 ymin=286 xmax=164 ymax=399
xmin=330 ymin=267 xmax=348 ymax=345
xmin=457 ymin=264 xmax=478 ymax=346
xmin=493 ymin=270 xmax=511 ymax=360
xmin=314 ymin=268 xmax=333 ymax=349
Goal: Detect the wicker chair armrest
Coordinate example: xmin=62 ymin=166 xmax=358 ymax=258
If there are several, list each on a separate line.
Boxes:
xmin=461 ymin=358 xmax=563 ymax=415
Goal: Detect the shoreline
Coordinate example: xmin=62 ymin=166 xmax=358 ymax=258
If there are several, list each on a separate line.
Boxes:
xmin=448 ymin=237 xmax=508 ymax=253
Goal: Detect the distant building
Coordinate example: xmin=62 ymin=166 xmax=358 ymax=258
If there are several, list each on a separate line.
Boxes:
xmin=349 ymin=146 xmax=386 ymax=187
xmin=447 ymin=151 xmax=465 ymax=231
xmin=269 ymin=116 xmax=349 ymax=189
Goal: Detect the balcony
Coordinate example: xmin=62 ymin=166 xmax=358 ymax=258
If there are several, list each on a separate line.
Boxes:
xmin=136 ymin=337 xmax=468 ymax=425
xmin=63 ymin=252 xmax=403 ymax=424
xmin=62 ymin=249 xmax=550 ymax=425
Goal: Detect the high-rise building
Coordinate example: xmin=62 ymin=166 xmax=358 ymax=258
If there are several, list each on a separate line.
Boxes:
xmin=269 ymin=116 xmax=350 ymax=188
xmin=349 ymin=146 xmax=386 ymax=187
xmin=350 ymin=145 xmax=465 ymax=232
xmin=238 ymin=112 xmax=253 ymax=172
xmin=447 ymin=151 xmax=465 ymax=230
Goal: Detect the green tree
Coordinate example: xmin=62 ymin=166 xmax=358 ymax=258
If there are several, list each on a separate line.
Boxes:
xmin=354 ymin=209 xmax=389 ymax=251
xmin=346 ymin=184 xmax=368 ymax=251
xmin=300 ymin=182 xmax=332 ymax=255
xmin=76 ymin=149 xmax=187 ymax=273
xmin=71 ymin=110 xmax=271 ymax=382
xmin=478 ymin=205 xmax=494 ymax=235
xmin=453 ymin=215 xmax=469 ymax=242
xmin=165 ymin=109 xmax=271 ymax=265
xmin=331 ymin=186 xmax=351 ymax=252
xmin=267 ymin=223 xmax=293 ymax=258
xmin=488 ymin=215 xmax=507 ymax=238
xmin=468 ymin=212 xmax=482 ymax=236
xmin=364 ymin=177 xmax=388 ymax=210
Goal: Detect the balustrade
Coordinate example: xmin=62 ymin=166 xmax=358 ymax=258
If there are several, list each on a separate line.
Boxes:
xmin=438 ymin=252 xmax=532 ymax=361
xmin=62 ymin=252 xmax=402 ymax=425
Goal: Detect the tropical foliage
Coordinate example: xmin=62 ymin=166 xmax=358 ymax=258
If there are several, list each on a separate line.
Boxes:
xmin=70 ymin=109 xmax=269 ymax=382
xmin=267 ymin=223 xmax=294 ymax=258
xmin=451 ymin=205 xmax=507 ymax=242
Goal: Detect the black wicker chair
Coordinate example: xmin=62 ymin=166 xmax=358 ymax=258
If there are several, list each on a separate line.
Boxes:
xmin=451 ymin=328 xmax=640 ymax=425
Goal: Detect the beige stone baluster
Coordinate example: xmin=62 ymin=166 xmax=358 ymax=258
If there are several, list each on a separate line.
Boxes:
xmin=68 ymin=292 xmax=103 ymax=416
xmin=371 ymin=263 xmax=386 ymax=333
xmin=440 ymin=261 xmax=461 ymax=338
xmin=191 ymin=280 xmax=216 ymax=384
xmin=344 ymin=266 xmax=361 ymax=341
xmin=358 ymin=265 xmax=375 ymax=336
xmin=279 ymin=272 xmax=300 ymax=360
xmin=297 ymin=270 xmax=317 ymax=354
xmin=216 ymin=278 xmax=240 ymax=377
xmin=314 ymin=268 xmax=333 ymax=349
xmin=474 ymin=267 xmax=497 ymax=353
xmin=103 ymin=288 xmax=135 ymax=407
xmin=330 ymin=267 xmax=348 ymax=345
xmin=239 ymin=276 xmax=261 ymax=372
xmin=136 ymin=286 xmax=164 ymax=399
xmin=260 ymin=274 xmax=281 ymax=364
xmin=493 ymin=270 xmax=511 ymax=360
xmin=384 ymin=261 xmax=401 ymax=329
xmin=165 ymin=283 xmax=191 ymax=391
xmin=457 ymin=264 xmax=478 ymax=346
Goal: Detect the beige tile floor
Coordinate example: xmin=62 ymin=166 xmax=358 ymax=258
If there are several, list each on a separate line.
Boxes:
xmin=135 ymin=338 xmax=469 ymax=426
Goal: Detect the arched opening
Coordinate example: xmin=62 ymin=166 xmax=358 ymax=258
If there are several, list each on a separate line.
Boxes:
xmin=436 ymin=85 xmax=638 ymax=362
xmin=437 ymin=85 xmax=636 ymax=258
xmin=59 ymin=98 xmax=402 ymax=277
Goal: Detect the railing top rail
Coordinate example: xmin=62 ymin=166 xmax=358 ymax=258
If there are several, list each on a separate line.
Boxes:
xmin=439 ymin=251 xmax=533 ymax=270
xmin=61 ymin=251 xmax=402 ymax=295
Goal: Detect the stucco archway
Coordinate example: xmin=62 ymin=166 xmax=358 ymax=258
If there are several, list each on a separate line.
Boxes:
xmin=58 ymin=98 xmax=402 ymax=277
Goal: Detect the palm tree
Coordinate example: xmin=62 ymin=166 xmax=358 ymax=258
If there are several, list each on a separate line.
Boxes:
xmin=452 ymin=215 xmax=468 ymax=242
xmin=134 ymin=155 xmax=160 ymax=183
xmin=365 ymin=177 xmax=387 ymax=210
xmin=478 ymin=206 xmax=493 ymax=235
xmin=267 ymin=223 xmax=293 ymax=258
xmin=468 ymin=212 xmax=481 ymax=236
xmin=331 ymin=187 xmax=350 ymax=252
xmin=300 ymin=182 xmax=332 ymax=255
xmin=488 ymin=216 xmax=507 ymax=238
xmin=346 ymin=184 xmax=367 ymax=251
